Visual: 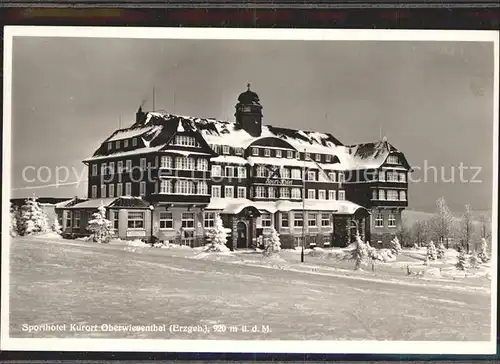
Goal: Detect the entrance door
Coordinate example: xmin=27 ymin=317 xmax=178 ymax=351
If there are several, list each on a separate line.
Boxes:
xmin=236 ymin=221 xmax=248 ymax=249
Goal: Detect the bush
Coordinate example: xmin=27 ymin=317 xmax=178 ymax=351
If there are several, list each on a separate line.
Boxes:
xmin=389 ymin=236 xmax=402 ymax=255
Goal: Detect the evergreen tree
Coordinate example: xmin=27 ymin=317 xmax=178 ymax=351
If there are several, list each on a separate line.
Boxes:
xmin=18 ymin=196 xmax=49 ymax=235
xmin=263 ymin=228 xmax=281 ymax=257
xmin=389 ymin=236 xmax=402 ymax=255
xmin=87 ymin=203 xmax=113 ymax=243
xmin=469 ymin=253 xmax=480 ymax=269
xmin=9 ymin=203 xmax=18 ymax=237
xmin=351 ymin=233 xmax=369 ymax=270
xmin=51 ymin=216 xmax=62 ymax=235
xmin=205 ymin=213 xmax=230 ymax=252
xmin=477 ymin=237 xmax=489 ymax=263
xmin=426 ymin=240 xmax=437 ymax=261
xmin=431 ymin=197 xmax=454 ymax=248
xmin=437 ymin=241 xmax=446 ymax=259
xmin=456 ymin=250 xmax=470 ymax=270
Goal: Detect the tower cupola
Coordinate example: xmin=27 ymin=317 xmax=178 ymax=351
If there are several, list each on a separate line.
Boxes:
xmin=234 ymin=83 xmax=263 ymax=137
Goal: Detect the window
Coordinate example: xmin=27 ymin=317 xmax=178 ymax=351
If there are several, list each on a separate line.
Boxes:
xmin=338 ymin=190 xmax=345 ymax=200
xmin=255 ymin=186 xmax=266 ymax=198
xmin=315 ymin=154 xmax=321 ymax=162
xmin=125 ymin=182 xmax=132 ymax=196
xmin=109 ymin=162 xmax=115 ymax=175
xmin=281 ymin=168 xmax=290 ymax=179
xmin=260 ymin=213 xmax=271 ymax=227
xmin=111 ymin=210 xmax=119 ymax=229
xmin=372 ymin=189 xmax=378 ymax=200
xmin=212 ymin=185 xmax=221 ymax=198
xmin=212 ymin=165 xmax=222 ymax=177
xmin=326 ymin=155 xmax=332 ymax=163
xmin=387 ymin=155 xmax=399 ymax=164
xmin=182 ymin=230 xmax=194 ymax=247
xmin=125 ymin=160 xmax=132 ymax=172
xmin=197 ymin=181 xmax=208 ymax=195
xmin=307 ymin=171 xmax=316 ymax=181
xmin=235 ymin=148 xmax=243 ymax=156
xmin=237 ymin=167 xmax=247 ymax=178
xmin=124 ymin=139 xmax=129 ymax=148
xmin=237 ymin=187 xmax=246 ymax=199
xmin=91 ymin=185 xmax=97 ymax=198
xmin=160 ymin=180 xmax=172 ymax=194
xmin=91 ymin=164 xmax=97 ymax=176
xmin=225 ymin=166 xmax=234 ymax=178
xmin=338 ymin=172 xmax=345 ymax=183
xmin=400 ymin=190 xmax=407 ymax=201
xmin=224 ymin=186 xmax=234 ymax=198
xmin=160 ymin=212 xmax=173 ymax=229
xmin=268 ymin=187 xmax=277 ymax=199
xmin=387 ymin=190 xmax=399 ymax=201
xmin=291 ymin=169 xmax=301 ymax=179
xmin=176 ymin=156 xmax=195 ymax=170
xmin=101 ymin=184 xmax=106 ymax=198
xmin=388 ymin=213 xmax=396 ymax=227
xmin=318 ymin=190 xmax=326 ymax=200
xmin=132 ymin=138 xmax=137 ymax=147
xmin=74 ymin=211 xmax=81 ymax=228
xmin=276 ymin=150 xmax=282 ymax=158
xmin=101 ymin=163 xmax=107 ymax=175
xmin=375 ymin=213 xmax=384 ymax=227
xmin=323 ymin=235 xmax=331 ymax=246
xmin=281 ymin=213 xmax=289 ymax=228
xmin=287 ymin=150 xmax=294 ymax=159
xmin=140 ymin=158 xmax=147 ymax=170
xmin=161 ymin=156 xmax=172 ymax=169
xmin=256 ymin=165 xmax=267 ymax=177
xmin=379 ymin=190 xmax=385 ymax=200
xmin=197 ymin=159 xmax=208 ymax=171
xmin=117 ymin=161 xmax=124 ymax=174
xmin=204 ymin=212 xmax=215 ymax=228
xmin=116 ymin=183 xmax=123 ymax=197
xmin=308 ymin=213 xmax=317 ymax=227
xmin=280 ymin=187 xmax=290 ymax=199
xmin=108 ymin=184 xmax=115 ymax=198
xmin=378 ymin=171 xmax=386 ymax=181
xmin=386 ymin=171 xmax=398 ymax=181
xmin=139 ymin=181 xmax=146 ymax=196
xmin=328 ymin=172 xmax=336 ymax=182
xmin=294 ymin=212 xmax=304 ymax=227
xmin=174 ymin=135 xmax=197 ymax=147
xmin=264 ymin=148 xmax=271 ymax=157
xmin=128 ymin=211 xmax=144 ymax=229
xmin=107 ymin=142 xmax=112 ymax=151
xmin=176 ymin=180 xmax=195 ymax=194
xmin=181 ymin=213 xmax=195 ymax=229
xmin=115 ymin=140 xmax=120 ymax=149
xmin=329 ymin=190 xmax=336 ymax=200
xmin=321 ymin=213 xmax=331 ymax=227
xmin=66 ymin=211 xmax=72 ymax=228
xmin=222 ymin=145 xmax=230 ymax=155
xmin=291 ymin=188 xmax=301 ymax=199
xmin=252 ymin=147 xmax=259 ymax=156
xmin=307 ymin=189 xmax=316 ymax=199
xmin=211 ymin=144 xmax=219 ymax=154
xmin=399 ymin=173 xmax=406 ymax=182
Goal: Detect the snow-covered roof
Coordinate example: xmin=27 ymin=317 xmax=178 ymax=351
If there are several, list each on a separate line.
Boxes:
xmin=210 ymin=155 xmax=248 ymax=165
xmin=161 ymin=149 xmax=212 ymax=157
xmin=206 ymin=197 xmax=367 ymax=214
xmin=83 ymin=145 xmax=165 ymax=162
xmin=68 ymin=198 xmax=118 ymax=209
xmin=107 ymin=125 xmax=162 ymax=142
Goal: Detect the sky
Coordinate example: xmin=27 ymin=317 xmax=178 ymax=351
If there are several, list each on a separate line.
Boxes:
xmin=9 ymin=36 xmax=495 ymax=213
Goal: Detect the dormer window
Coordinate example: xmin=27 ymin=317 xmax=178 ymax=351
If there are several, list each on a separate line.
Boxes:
xmin=174 ymin=135 xmax=197 ymax=147
xmin=252 ymin=147 xmax=259 ymax=156
xmin=315 ymin=154 xmax=321 ymax=162
xmin=107 ymin=142 xmax=112 ymax=151
xmin=276 ymin=150 xmax=282 ymax=158
xmin=325 ymin=155 xmax=332 ymax=163
xmin=223 ymin=145 xmax=230 ymax=155
xmin=132 ymin=138 xmax=137 ymax=147
xmin=115 ymin=140 xmax=120 ymax=149
xmin=124 ymin=139 xmax=129 ymax=148
xmin=235 ymin=147 xmax=243 ymax=156
xmin=305 ymin=152 xmax=311 ymax=161
xmin=264 ymin=148 xmax=271 ymax=157
xmin=287 ymin=150 xmax=293 ymax=159
xmin=387 ymin=155 xmax=399 ymax=164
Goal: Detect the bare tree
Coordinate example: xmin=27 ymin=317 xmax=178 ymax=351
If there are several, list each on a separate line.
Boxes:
xmin=431 ymin=197 xmax=454 ymax=249
xmin=478 ymin=212 xmax=491 ymax=241
xmin=459 ymin=204 xmax=474 ymax=253
xmin=396 ymin=216 xmax=411 ymax=247
xmin=410 ymin=220 xmax=430 ymax=247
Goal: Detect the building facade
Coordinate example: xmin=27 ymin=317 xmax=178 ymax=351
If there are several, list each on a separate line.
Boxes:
xmin=61 ymin=85 xmax=411 ymax=249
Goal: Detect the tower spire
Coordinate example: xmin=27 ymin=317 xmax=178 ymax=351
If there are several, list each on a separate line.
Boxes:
xmin=247 ymin=82 xmax=251 ymax=91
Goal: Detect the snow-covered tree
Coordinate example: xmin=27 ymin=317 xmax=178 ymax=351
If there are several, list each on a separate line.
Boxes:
xmin=410 ymin=220 xmax=430 ymax=248
xmin=389 ymin=236 xmax=402 ymax=255
xmin=263 ymin=228 xmax=281 ymax=257
xmin=436 ymin=241 xmax=446 ymax=259
xmin=469 ymin=253 xmax=480 ymax=269
xmin=477 ymin=237 xmax=489 ymax=263
xmin=51 ymin=216 xmax=62 ymax=235
xmin=18 ymin=196 xmax=49 ymax=235
xmin=349 ymin=233 xmax=369 ymax=270
xmin=396 ymin=216 xmax=411 ymax=247
xmin=478 ymin=212 xmax=491 ymax=241
xmin=431 ymin=197 xmax=454 ymax=248
xmin=9 ymin=203 xmax=18 ymax=237
xmin=459 ymin=204 xmax=474 ymax=253
xmin=426 ymin=240 xmax=437 ymax=261
xmin=205 ymin=213 xmax=230 ymax=252
xmin=87 ymin=203 xmax=113 ymax=243
xmin=456 ymin=250 xmax=470 ymax=270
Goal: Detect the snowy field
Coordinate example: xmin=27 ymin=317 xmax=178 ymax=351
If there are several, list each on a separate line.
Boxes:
xmin=9 ymin=236 xmax=491 ymax=340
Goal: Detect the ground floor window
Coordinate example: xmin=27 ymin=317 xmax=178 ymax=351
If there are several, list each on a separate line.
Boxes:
xmin=308 ymin=213 xmax=317 ymax=227
xmin=204 ymin=212 xmax=215 ymax=228
xmin=74 ymin=211 xmax=81 ymax=228
xmin=182 ymin=212 xmax=195 ymax=229
xmin=294 ymin=236 xmax=303 ymax=248
xmin=261 ymin=213 xmax=272 ymax=227
xmin=66 ymin=211 xmax=72 ymax=228
xmin=388 ymin=213 xmax=396 ymax=227
xmin=294 ymin=212 xmax=304 ymax=227
xmin=128 ymin=211 xmax=145 ymax=229
xmin=281 ymin=213 xmax=289 ymax=228
xmin=110 ymin=210 xmax=119 ymax=230
xmin=182 ymin=230 xmax=194 ymax=247
xmin=159 ymin=212 xmax=173 ymax=229
xmin=375 ymin=213 xmax=384 ymax=227
xmin=323 ymin=234 xmax=331 ymax=246
xmin=321 ymin=213 xmax=331 ymax=227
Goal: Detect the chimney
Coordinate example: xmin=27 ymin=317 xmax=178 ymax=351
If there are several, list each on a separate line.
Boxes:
xmin=136 ymin=106 xmax=146 ymax=124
